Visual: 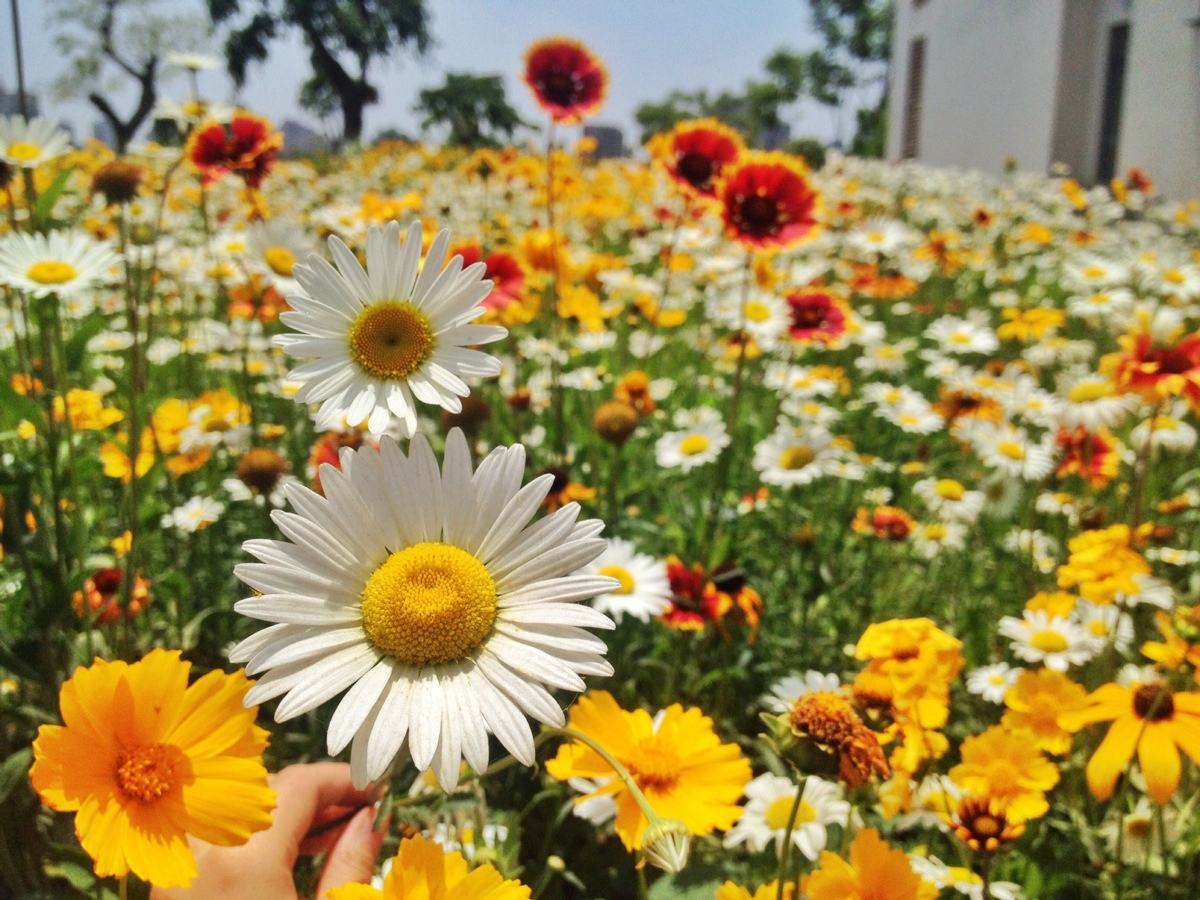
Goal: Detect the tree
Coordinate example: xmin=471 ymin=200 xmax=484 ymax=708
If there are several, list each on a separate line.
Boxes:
xmin=50 ymin=0 xmax=203 ymax=152
xmin=207 ymin=0 xmax=432 ymax=144
xmin=414 ymin=73 xmax=526 ymax=148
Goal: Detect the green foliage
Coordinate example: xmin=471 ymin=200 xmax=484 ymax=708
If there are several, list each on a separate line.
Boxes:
xmin=786 ymin=136 xmax=828 ymax=170
xmin=415 ymin=72 xmax=527 ymax=148
xmin=207 ymin=0 xmax=432 ymax=142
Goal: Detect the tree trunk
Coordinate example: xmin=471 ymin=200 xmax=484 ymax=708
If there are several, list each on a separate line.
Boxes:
xmin=340 ymin=91 xmax=366 ymax=145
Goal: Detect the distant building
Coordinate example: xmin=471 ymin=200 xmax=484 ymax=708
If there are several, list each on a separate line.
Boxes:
xmin=887 ymin=0 xmax=1200 ymax=198
xmin=0 ymin=83 xmax=39 ymax=117
xmin=280 ymin=119 xmax=331 ymax=156
xmin=583 ymin=124 xmax=625 ymax=158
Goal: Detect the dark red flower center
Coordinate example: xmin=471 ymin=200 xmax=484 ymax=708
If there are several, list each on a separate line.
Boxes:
xmin=1146 ymin=346 xmax=1197 ymax=376
xmin=734 ymin=194 xmax=783 ymax=237
xmin=1133 ymin=683 xmax=1174 ymax=720
xmin=538 ymin=71 xmax=582 ymax=107
xmin=676 ymin=151 xmax=715 ymax=188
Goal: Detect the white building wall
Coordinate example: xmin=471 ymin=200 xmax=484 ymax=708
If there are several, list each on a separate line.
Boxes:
xmin=887 ymin=0 xmax=1068 ymax=173
xmin=1118 ymin=1 xmax=1200 ymax=199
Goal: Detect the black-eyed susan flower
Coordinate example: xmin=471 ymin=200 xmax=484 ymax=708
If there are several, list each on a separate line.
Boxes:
xmin=30 ymin=650 xmax=274 ymax=887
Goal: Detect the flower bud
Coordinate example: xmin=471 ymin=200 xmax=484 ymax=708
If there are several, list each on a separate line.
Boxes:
xmin=593 ymin=399 xmax=638 ymax=445
xmin=641 ymin=818 xmax=690 ymax=874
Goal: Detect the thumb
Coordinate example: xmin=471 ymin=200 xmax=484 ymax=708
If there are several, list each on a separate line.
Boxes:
xmin=315 ymin=805 xmax=388 ymax=898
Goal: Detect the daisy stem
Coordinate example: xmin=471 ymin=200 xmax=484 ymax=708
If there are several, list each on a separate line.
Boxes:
xmin=607 ymin=441 xmax=622 ymax=529
xmin=775 ymin=776 xmax=806 ymax=900
xmin=549 ymin=726 xmax=662 ymax=835
xmin=118 ymin=875 xmax=128 ymax=900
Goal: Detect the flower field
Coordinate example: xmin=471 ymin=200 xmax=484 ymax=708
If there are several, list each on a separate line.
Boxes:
xmin=3 ymin=36 xmax=1200 ymax=900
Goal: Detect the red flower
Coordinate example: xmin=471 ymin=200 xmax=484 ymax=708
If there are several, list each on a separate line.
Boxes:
xmin=1102 ymin=329 xmax=1200 ymax=411
xmin=786 ymin=289 xmax=849 ymax=344
xmin=719 ymin=152 xmax=821 ymax=248
xmin=72 ymin=567 xmax=150 ymax=623
xmin=523 ymin=37 xmax=607 ymax=123
xmin=1056 ymin=426 xmax=1121 ymax=488
xmin=453 ymin=242 xmax=526 ymax=314
xmin=852 ymin=506 xmax=916 ymax=541
xmin=187 ymin=113 xmax=283 ymax=189
xmin=659 ymin=556 xmax=760 ymax=639
xmin=662 ymin=118 xmax=743 ymax=198
xmin=308 ymin=430 xmax=364 ymax=495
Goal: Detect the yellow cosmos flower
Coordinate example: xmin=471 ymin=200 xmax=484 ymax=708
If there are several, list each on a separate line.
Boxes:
xmin=53 ymin=388 xmax=124 ymax=431
xmin=948 ymin=726 xmax=1059 ymax=823
xmin=99 ymin=436 xmax=154 ymax=482
xmin=30 ymin=649 xmax=274 ymax=887
xmin=546 ymin=690 xmax=750 ymax=849
xmin=715 ymin=881 xmax=796 ymax=900
xmin=802 ymin=828 xmax=937 ymax=900
xmin=1001 ymin=668 xmax=1088 ymax=755
xmin=1061 ymin=681 xmax=1200 ymax=804
xmin=1056 ymin=524 xmax=1151 ymax=605
xmin=327 ymin=834 xmax=529 ymax=900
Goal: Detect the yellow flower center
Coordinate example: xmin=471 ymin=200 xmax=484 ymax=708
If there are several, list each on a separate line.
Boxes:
xmin=923 ymin=523 xmax=948 ymax=541
xmin=779 ymin=445 xmax=816 ymax=470
xmin=1068 ymin=381 xmax=1111 ymax=403
xmin=347 ymin=301 xmax=434 ymax=381
xmin=935 ymin=479 xmax=965 ymax=501
xmin=597 ymin=564 xmax=635 ymax=595
xmin=678 ymin=434 xmax=710 ymax=456
xmin=764 ymin=794 xmax=817 ymax=830
xmin=7 ymin=141 xmax=41 ymax=162
xmin=996 ymin=440 xmax=1026 ymax=460
xmin=26 ymin=260 xmax=78 ymax=285
xmin=949 ymin=332 xmax=973 ymax=345
xmin=744 ymin=301 xmax=772 ymax=323
xmin=1081 ymin=265 xmax=1107 ymax=279
xmin=360 ymin=542 xmax=497 ymax=666
xmin=1087 ymin=619 xmax=1109 ymax=637
xmin=1030 ymin=628 xmax=1069 ymax=653
xmin=264 ymin=245 xmax=297 ymax=276
xmin=115 ymin=743 xmax=184 ymax=803
xmin=625 ymin=735 xmax=682 ymax=793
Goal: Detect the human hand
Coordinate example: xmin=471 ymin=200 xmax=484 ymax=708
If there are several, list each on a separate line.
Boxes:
xmin=151 ymin=762 xmax=388 ymax=900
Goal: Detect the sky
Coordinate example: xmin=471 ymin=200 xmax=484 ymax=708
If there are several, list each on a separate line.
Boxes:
xmin=5 ymin=0 xmax=882 ymax=149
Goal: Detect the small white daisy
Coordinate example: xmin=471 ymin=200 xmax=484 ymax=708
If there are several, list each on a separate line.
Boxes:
xmin=0 ymin=114 xmax=71 ymax=168
xmin=752 ymin=425 xmax=836 ymax=488
xmin=163 ymin=496 xmax=225 ymax=533
xmin=278 ymin=220 xmax=506 ymax=437
xmin=246 ymin=218 xmax=315 ymax=292
xmin=926 ymin=316 xmax=999 ymax=355
xmin=585 ymin=537 xmax=671 ymax=623
xmin=723 ymin=773 xmax=849 ymax=861
xmin=1057 ymin=374 xmax=1134 ymax=431
xmin=763 ymin=670 xmax=840 ymax=713
xmin=1130 ymin=409 xmax=1198 ymax=455
xmin=230 ymin=429 xmax=618 ymax=790
xmin=971 ymin=423 xmax=1056 ymax=481
xmin=655 ymin=421 xmax=729 ymax=471
xmin=912 ymin=521 xmax=967 ymax=559
xmin=966 ymin=662 xmax=1020 ymax=704
xmin=913 ymin=477 xmax=985 ymax=524
xmin=998 ymin=609 xmax=1094 ymax=670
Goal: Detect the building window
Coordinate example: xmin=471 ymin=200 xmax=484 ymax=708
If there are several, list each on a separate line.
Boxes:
xmin=901 ymin=37 xmax=926 ymax=159
xmin=1097 ymin=22 xmax=1129 ymax=182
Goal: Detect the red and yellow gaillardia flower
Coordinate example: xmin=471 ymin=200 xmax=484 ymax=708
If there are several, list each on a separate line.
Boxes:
xmin=719 ymin=152 xmax=821 ymax=249
xmin=546 ymin=690 xmax=750 ymax=850
xmin=1062 ymin=680 xmax=1200 ymax=804
xmin=660 ymin=118 xmax=743 ymax=199
xmin=523 ymin=37 xmax=608 ymax=123
xmin=187 ymin=112 xmax=282 ymax=189
xmin=1102 ymin=327 xmax=1200 ymax=411
xmin=451 ymin=242 xmax=532 ymax=326
xmin=1055 ymin=426 xmax=1122 ymax=489
xmin=30 ymin=649 xmax=274 ymax=887
xmin=71 ymin=567 xmax=150 ymax=623
xmin=327 ymin=833 xmax=530 ymax=900
xmin=786 ymin=289 xmax=851 ymax=345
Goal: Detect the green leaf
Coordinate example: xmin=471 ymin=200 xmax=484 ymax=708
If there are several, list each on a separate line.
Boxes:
xmin=62 ymin=311 xmax=109 ymax=373
xmin=0 ymin=747 xmax=32 ymax=805
xmin=33 ymin=167 xmax=74 ymax=225
xmin=0 ymin=376 xmax=43 ymax=428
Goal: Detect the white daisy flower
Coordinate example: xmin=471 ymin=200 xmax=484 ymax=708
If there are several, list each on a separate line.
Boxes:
xmin=883 ymin=400 xmax=945 ymax=435
xmin=752 ymin=425 xmax=835 ymax=488
xmin=655 ymin=421 xmax=729 ymax=471
xmin=892 ymin=774 xmax=962 ymax=832
xmin=926 ymin=316 xmax=999 ymax=355
xmin=1100 ymin=797 xmax=1177 ymax=868
xmin=966 ymin=662 xmax=1019 ymax=704
xmin=723 ymin=773 xmax=849 ymax=861
xmin=971 ymin=423 xmax=1056 ymax=480
xmin=278 ymin=220 xmax=506 ymax=437
xmin=1056 ymin=373 xmax=1134 ymax=431
xmin=247 ymin=218 xmax=315 ymax=293
xmin=1130 ymin=408 xmax=1198 ymax=455
xmin=1075 ymin=602 xmax=1134 ymax=652
xmin=0 ymin=230 xmax=117 ymax=298
xmin=998 ymin=609 xmax=1094 ymax=670
xmin=585 ymin=537 xmax=671 ymax=623
xmin=912 ymin=521 xmax=967 ymax=559
xmin=0 ymin=114 xmax=71 ymax=168
xmin=230 ymin=429 xmax=618 ymax=789
xmin=165 ymin=51 xmax=221 ymax=71
xmin=763 ymin=670 xmax=840 ymax=713
xmin=912 ymin=477 xmax=985 ymax=523
xmin=163 ymin=496 xmax=225 ymax=533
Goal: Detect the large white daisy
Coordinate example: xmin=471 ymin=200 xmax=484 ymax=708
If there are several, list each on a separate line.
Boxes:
xmin=0 ymin=230 xmax=117 ymax=298
xmin=231 ymin=428 xmax=618 ymax=789
xmin=278 ymin=220 xmax=506 ymax=437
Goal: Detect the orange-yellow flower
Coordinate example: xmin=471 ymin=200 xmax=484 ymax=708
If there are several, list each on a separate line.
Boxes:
xmin=802 ymin=828 xmax=937 ymax=900
xmin=948 ymin=726 xmax=1059 ymax=823
xmin=1061 ymin=680 xmax=1200 ymax=804
xmin=30 ymin=650 xmax=274 ymax=887
xmin=1001 ymin=668 xmax=1088 ymax=755
xmin=545 ymin=690 xmax=750 ymax=850
xmin=326 ymin=833 xmax=530 ymax=900
xmin=1056 ymin=524 xmax=1151 ymax=605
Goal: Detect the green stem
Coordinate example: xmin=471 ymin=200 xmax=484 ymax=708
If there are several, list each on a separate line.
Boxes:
xmin=775 ymin=777 xmax=806 ymax=900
